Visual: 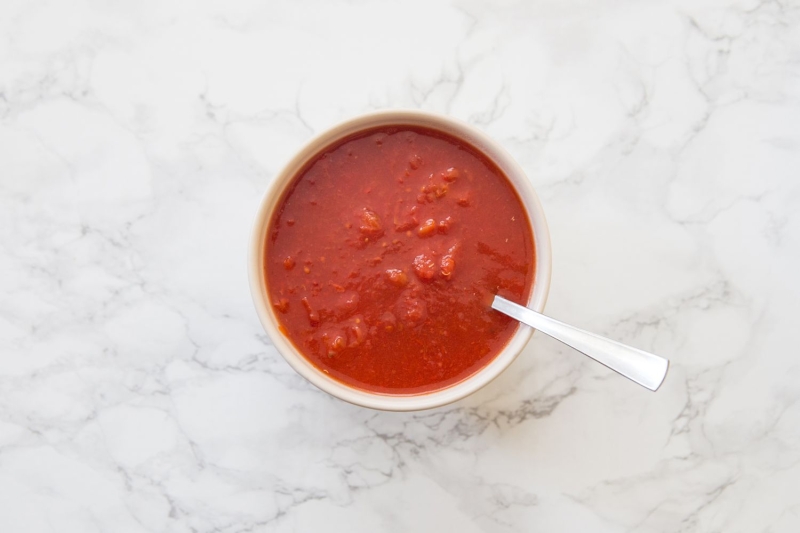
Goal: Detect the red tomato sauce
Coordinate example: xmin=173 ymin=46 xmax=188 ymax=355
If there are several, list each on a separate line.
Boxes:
xmin=265 ymin=126 xmax=535 ymax=394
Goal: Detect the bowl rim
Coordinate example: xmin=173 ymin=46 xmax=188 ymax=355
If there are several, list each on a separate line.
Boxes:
xmin=248 ymin=109 xmax=552 ymax=411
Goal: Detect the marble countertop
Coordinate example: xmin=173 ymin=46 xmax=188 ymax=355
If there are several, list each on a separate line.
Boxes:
xmin=2 ymin=0 xmax=799 ymax=531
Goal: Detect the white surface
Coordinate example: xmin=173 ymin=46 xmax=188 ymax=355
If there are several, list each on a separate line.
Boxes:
xmin=1 ymin=0 xmax=799 ymax=531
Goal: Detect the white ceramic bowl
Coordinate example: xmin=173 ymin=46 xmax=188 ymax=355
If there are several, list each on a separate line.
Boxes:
xmin=249 ymin=110 xmax=552 ymax=411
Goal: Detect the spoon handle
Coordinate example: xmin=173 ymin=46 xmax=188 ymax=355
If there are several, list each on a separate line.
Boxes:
xmin=492 ymin=296 xmax=669 ymax=391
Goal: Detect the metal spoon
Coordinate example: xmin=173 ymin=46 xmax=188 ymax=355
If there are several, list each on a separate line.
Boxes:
xmin=492 ymin=295 xmax=669 ymax=391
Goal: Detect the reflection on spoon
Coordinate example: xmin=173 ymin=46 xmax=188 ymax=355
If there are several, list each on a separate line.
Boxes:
xmin=492 ymin=295 xmax=669 ymax=391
